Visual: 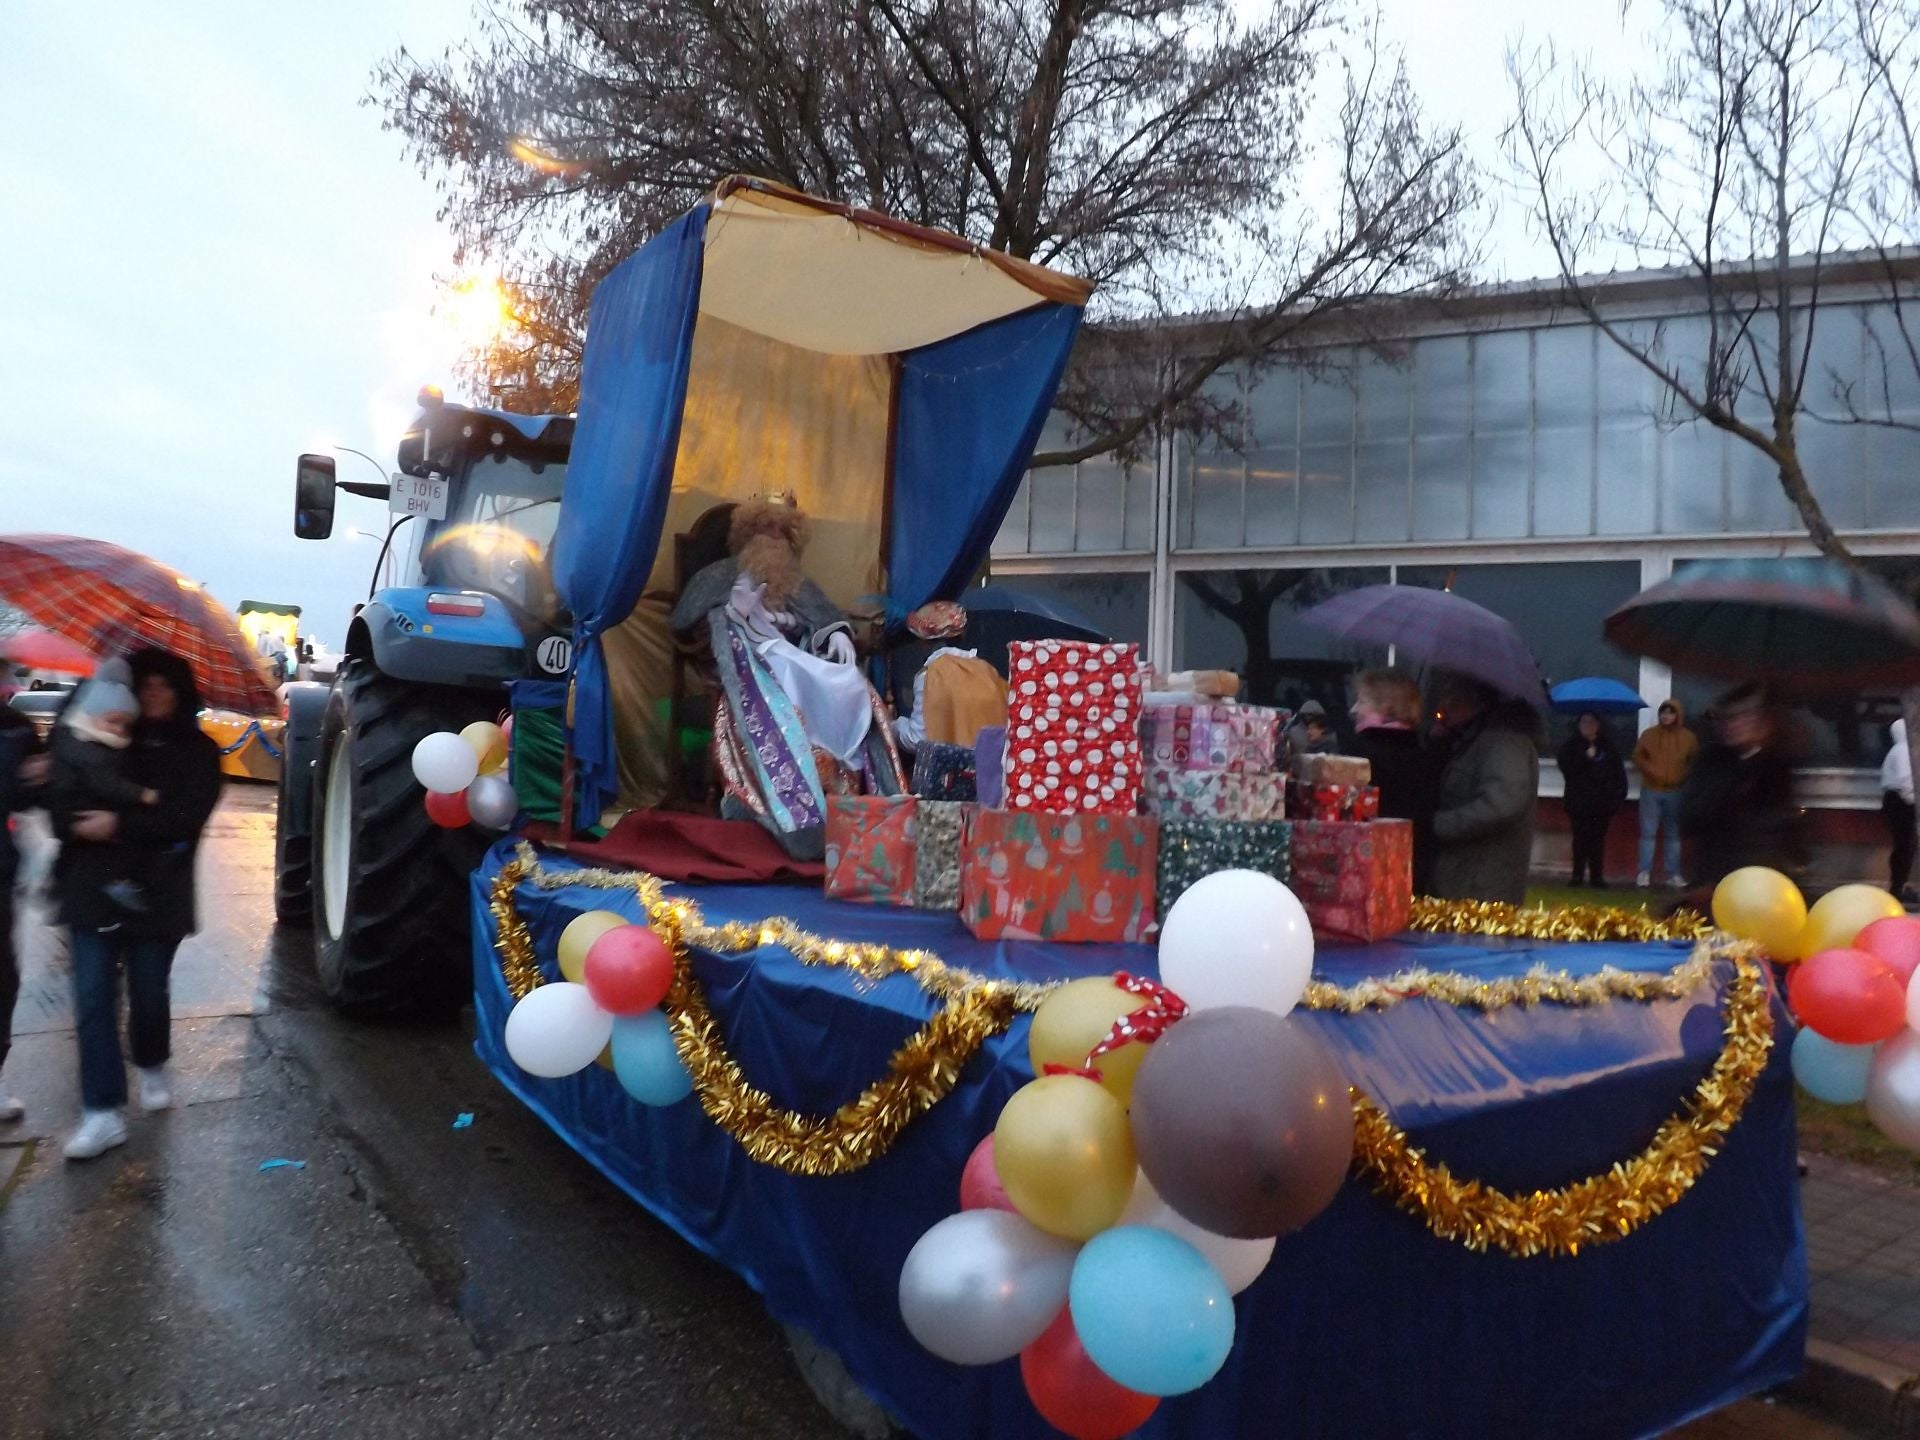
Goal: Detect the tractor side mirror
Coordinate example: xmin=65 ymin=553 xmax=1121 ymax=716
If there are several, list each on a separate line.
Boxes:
xmin=295 ymin=454 xmax=338 ymax=540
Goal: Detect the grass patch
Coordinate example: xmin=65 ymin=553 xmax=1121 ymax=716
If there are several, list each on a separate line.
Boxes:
xmin=1523 ymin=884 xmax=1661 ymax=914
xmin=1796 ymin=1093 xmax=1920 ymax=1183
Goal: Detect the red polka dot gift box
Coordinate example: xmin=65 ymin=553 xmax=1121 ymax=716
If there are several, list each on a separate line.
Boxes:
xmin=1003 ymin=639 xmax=1145 ymax=816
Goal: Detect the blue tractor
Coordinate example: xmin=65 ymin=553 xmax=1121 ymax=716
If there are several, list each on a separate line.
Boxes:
xmin=278 ymin=388 xmax=574 ymax=1016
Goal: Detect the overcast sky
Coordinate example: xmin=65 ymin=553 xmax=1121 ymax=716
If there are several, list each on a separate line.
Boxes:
xmin=0 ymin=1 xmax=1632 ymax=647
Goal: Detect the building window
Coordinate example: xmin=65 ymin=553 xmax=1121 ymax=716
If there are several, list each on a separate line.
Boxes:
xmin=1172 ymin=565 xmax=1389 ymax=716
xmin=995 ymin=452 xmax=1158 ymax=556
xmin=990 ymin=571 xmax=1152 ymax=650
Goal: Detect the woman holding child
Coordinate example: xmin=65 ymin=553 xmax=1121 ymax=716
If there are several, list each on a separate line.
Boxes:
xmin=52 ymin=648 xmax=222 ymax=1160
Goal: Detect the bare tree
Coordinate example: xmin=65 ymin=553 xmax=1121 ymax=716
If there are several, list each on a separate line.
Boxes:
xmin=372 ymin=0 xmax=1475 ymax=460
xmin=1508 ymin=0 xmax=1920 ymax=877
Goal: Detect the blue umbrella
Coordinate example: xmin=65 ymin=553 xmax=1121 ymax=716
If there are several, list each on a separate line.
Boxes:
xmin=1549 ymin=677 xmax=1647 ymax=716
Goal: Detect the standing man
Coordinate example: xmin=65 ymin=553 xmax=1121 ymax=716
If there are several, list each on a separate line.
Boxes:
xmin=1884 ymin=718 xmax=1915 ymax=903
xmin=0 ymin=685 xmax=48 ymax=1123
xmin=1632 ymin=699 xmax=1697 ymax=889
xmin=1429 ymin=672 xmax=1541 ymax=906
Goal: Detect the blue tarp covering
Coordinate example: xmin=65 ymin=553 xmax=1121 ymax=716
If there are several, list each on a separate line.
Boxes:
xmin=551 ymin=206 xmax=709 ymax=819
xmin=888 ymin=303 xmax=1083 ymax=610
xmin=472 ymin=845 xmax=1806 ymax=1439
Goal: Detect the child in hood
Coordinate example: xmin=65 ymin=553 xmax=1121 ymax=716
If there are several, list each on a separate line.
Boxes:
xmin=49 ymin=660 xmax=159 ymax=913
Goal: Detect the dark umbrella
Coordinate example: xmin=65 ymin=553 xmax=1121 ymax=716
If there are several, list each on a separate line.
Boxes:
xmin=1604 ymin=557 xmax=1920 ymax=697
xmin=0 ymin=534 xmax=279 ymax=715
xmin=1297 ymin=584 xmax=1548 ymax=707
xmin=1549 ymin=677 xmax=1647 ymax=716
xmin=959 ymin=584 xmax=1109 ymax=678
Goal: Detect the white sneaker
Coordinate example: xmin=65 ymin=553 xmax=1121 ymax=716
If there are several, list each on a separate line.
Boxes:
xmin=63 ymin=1109 xmax=128 ymax=1161
xmin=1636 ymin=871 xmax=1652 ymax=889
xmin=137 ymin=1066 xmax=174 ymax=1113
xmin=0 ymin=1096 xmax=23 ymax=1124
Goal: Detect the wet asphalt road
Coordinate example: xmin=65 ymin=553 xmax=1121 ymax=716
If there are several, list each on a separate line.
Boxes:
xmin=0 ymin=787 xmax=1851 ymax=1440
xmin=0 ymin=787 xmax=850 ymax=1440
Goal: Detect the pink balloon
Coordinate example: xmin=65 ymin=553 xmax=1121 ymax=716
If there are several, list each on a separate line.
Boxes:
xmin=1858 ymin=917 xmax=1920 ymax=989
xmin=959 ymin=1133 xmax=1016 ymax=1213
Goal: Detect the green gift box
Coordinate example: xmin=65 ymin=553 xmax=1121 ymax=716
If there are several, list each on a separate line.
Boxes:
xmin=1154 ymin=819 xmax=1292 ymax=917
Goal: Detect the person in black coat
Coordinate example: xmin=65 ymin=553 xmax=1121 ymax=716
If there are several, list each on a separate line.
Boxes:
xmin=1349 ymin=668 xmax=1441 ymax=893
xmin=1557 ymin=712 xmax=1629 ymax=888
xmin=1679 ymin=684 xmax=1806 ymax=901
xmin=0 ymin=696 xmax=47 ymax=1125
xmin=54 ymin=647 xmax=222 ymax=1161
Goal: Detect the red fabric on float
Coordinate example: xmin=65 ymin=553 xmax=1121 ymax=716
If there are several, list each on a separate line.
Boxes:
xmin=522 ymin=811 xmax=824 ymax=885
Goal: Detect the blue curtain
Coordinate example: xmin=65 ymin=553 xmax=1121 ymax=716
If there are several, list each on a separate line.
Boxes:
xmin=888 ymin=302 xmax=1082 ymax=612
xmin=551 ymin=206 xmax=709 ymax=818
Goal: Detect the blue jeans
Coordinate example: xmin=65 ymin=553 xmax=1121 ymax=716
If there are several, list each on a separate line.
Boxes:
xmin=69 ymin=928 xmax=178 ymax=1111
xmin=1638 ymin=789 xmax=1684 ymax=882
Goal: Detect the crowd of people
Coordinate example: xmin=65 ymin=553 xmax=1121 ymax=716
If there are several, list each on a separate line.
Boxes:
xmin=1325 ymin=669 xmax=1838 ymax=911
xmin=0 ymin=648 xmax=221 ymax=1159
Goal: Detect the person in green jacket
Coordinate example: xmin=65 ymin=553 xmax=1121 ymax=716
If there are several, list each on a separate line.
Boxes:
xmin=1429 ymin=673 xmax=1541 ymax=906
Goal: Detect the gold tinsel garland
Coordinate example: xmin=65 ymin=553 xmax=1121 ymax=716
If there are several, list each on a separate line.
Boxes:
xmin=1349 ymin=945 xmax=1773 ymax=1258
xmin=487 ymin=847 xmax=1772 ymax=1241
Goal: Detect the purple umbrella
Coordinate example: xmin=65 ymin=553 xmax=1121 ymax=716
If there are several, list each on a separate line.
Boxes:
xmin=1297 ymin=585 xmax=1548 ymax=707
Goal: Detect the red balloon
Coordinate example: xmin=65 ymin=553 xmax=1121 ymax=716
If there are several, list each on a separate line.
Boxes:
xmin=583 ymin=925 xmax=675 ymax=1015
xmin=1788 ymin=947 xmax=1908 ymax=1044
xmin=1858 ymin=917 xmax=1920 ymax=990
xmin=424 ymin=789 xmax=470 ymax=828
xmin=1020 ymin=1309 xmax=1158 ymax=1440
xmin=959 ymin=1133 xmax=1016 ymax=1214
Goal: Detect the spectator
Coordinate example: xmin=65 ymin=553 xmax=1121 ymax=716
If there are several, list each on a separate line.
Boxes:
xmin=1558 ymin=712 xmax=1629 ymax=888
xmin=1884 ymin=718 xmax=1915 ymax=902
xmin=53 ymin=648 xmax=222 ymax=1162
xmin=1348 ymin=667 xmax=1440 ymax=893
xmin=1632 ymin=699 xmax=1696 ymax=888
xmin=1429 ymin=672 xmax=1541 ymax=906
xmin=1286 ymin=699 xmax=1334 ymax=757
xmin=0 ymin=684 xmax=47 ymax=1124
xmin=1679 ymin=684 xmax=1805 ymax=899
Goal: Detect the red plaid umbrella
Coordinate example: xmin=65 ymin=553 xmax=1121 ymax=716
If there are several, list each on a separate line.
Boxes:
xmin=2 ymin=627 xmax=98 ymax=676
xmin=0 ymin=534 xmax=280 ymax=715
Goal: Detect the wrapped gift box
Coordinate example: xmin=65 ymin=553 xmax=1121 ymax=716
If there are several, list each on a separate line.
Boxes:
xmin=824 ymin=795 xmax=919 ymax=905
xmin=912 ymin=800 xmax=971 ymax=910
xmin=1149 ymin=669 xmax=1240 ymax=699
xmin=1288 ymin=818 xmax=1413 ymax=942
xmin=974 ymin=725 xmax=1007 ymax=809
xmin=911 ymin=741 xmax=978 ymax=803
xmin=1144 ymin=766 xmax=1286 ymax=822
xmin=960 ymin=808 xmax=1157 ymax=943
xmin=1140 ymin=703 xmax=1280 ymax=774
xmin=1156 ymin=819 xmax=1292 ymax=915
xmin=1292 ymin=752 xmax=1372 ymax=786
xmin=1005 ymin=640 xmax=1144 ymax=815
xmin=1286 ymin=781 xmax=1381 ymax=823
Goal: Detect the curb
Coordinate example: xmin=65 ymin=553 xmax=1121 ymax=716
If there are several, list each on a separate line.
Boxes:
xmin=1787 ymin=1339 xmax=1920 ymax=1438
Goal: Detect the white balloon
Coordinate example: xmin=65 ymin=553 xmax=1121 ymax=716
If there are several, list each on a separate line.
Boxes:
xmin=1906 ymin=965 xmax=1920 ymax=1033
xmin=898 ymin=1209 xmax=1078 ymax=1365
xmin=467 ymin=773 xmax=519 ymax=830
xmin=1868 ymin=1030 xmax=1920 ymax=1151
xmin=413 ymin=731 xmax=480 ymax=794
xmin=1118 ymin=1171 xmax=1274 ymax=1295
xmin=1158 ymin=869 xmax=1314 ymax=1017
xmin=504 ymin=982 xmax=614 ymax=1078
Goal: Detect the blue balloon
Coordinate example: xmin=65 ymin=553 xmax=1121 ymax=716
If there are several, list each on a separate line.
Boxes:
xmin=1068 ymin=1226 xmax=1235 ymax=1396
xmin=611 ymin=1011 xmax=693 ymax=1106
xmin=1792 ymin=1026 xmax=1876 ymax=1105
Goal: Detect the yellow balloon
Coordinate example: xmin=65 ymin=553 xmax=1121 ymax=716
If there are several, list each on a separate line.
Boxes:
xmin=1029 ymin=976 xmax=1153 ymax=1106
xmin=594 ymin=1040 xmax=616 ymax=1072
xmin=1797 ymin=884 xmax=1907 ymax=961
xmin=461 ymin=720 xmax=509 ymax=776
xmin=1711 ymin=868 xmax=1808 ymax=958
xmin=558 ymin=910 xmax=628 ymax=983
xmin=993 ymin=1074 xmax=1137 ymax=1241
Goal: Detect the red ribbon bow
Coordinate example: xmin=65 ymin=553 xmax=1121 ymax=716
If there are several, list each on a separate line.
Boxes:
xmin=1041 ymin=973 xmax=1190 ymax=1083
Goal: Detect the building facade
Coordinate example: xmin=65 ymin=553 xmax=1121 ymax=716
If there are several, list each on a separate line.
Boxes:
xmin=991 ymin=264 xmax=1920 ymax=848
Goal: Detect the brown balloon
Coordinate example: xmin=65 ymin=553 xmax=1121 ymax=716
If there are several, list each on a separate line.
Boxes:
xmin=1130 ymin=1007 xmax=1355 ymax=1240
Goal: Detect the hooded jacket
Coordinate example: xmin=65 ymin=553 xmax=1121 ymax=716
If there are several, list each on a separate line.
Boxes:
xmin=1633 ymin=701 xmax=1699 ymax=793
xmin=1431 ymin=700 xmax=1541 ymax=906
xmin=1885 ymin=719 xmax=1914 ymax=804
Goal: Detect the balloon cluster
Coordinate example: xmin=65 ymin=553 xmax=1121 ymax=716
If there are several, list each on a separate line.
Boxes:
xmin=898 ymin=872 xmax=1354 ymax=1435
xmin=502 ymin=909 xmax=694 ymax=1105
xmin=411 ymin=719 xmax=518 ymax=831
xmin=1716 ymin=868 xmax=1920 ymax=1145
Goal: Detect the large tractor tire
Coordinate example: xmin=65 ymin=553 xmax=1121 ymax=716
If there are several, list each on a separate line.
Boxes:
xmin=311 ymin=660 xmax=496 ymax=1020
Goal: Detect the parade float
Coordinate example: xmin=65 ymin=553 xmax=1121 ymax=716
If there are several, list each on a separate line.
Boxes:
xmin=438 ymin=179 xmax=1812 ymax=1438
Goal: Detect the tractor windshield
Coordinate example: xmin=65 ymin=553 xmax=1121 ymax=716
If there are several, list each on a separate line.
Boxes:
xmin=420 ymin=451 xmax=568 ymax=619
